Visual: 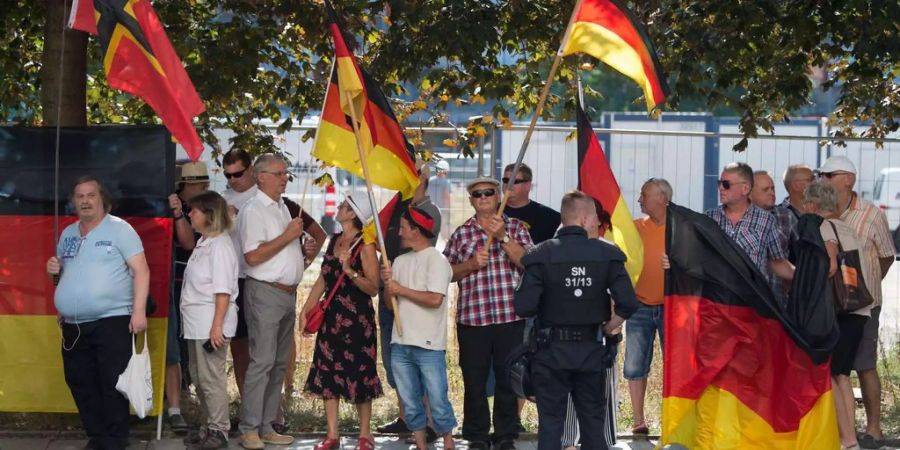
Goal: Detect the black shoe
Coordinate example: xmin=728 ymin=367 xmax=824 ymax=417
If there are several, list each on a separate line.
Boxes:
xmin=495 ymin=440 xmax=516 ymax=450
xmin=184 ymin=427 xmax=207 ymax=445
xmin=271 ymin=422 xmax=289 ymax=435
xmin=468 ymin=441 xmax=491 ymax=450
xmin=197 ymin=430 xmax=228 ymax=449
xmin=858 ymin=434 xmax=884 ymax=449
xmin=168 ymin=413 xmax=189 ymax=434
xmin=377 ymin=417 xmax=411 ymax=434
xmin=404 ymin=427 xmax=439 ymax=444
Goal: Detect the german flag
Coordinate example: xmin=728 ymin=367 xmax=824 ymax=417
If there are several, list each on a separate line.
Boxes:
xmin=0 ymin=126 xmax=174 ymax=416
xmin=313 ymin=1 xmax=419 ymax=200
xmin=577 ymin=103 xmax=643 ymax=284
xmin=562 ymin=0 xmax=669 ymax=112
xmin=69 ymin=0 xmax=205 ymax=160
xmin=662 ymin=204 xmax=839 ymax=449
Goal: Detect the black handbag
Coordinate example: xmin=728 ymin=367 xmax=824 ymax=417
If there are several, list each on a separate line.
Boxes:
xmin=829 ymin=221 xmax=875 ymax=313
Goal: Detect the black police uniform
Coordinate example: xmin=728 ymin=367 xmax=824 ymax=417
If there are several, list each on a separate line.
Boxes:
xmin=513 ymin=225 xmax=639 ymax=450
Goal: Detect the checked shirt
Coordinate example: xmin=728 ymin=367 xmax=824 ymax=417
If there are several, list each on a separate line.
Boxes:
xmin=706 ymin=204 xmax=787 ymax=280
xmin=444 ymin=215 xmax=533 ymax=326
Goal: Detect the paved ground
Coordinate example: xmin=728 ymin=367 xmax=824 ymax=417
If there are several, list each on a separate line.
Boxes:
xmin=0 ymin=433 xmax=659 ymax=450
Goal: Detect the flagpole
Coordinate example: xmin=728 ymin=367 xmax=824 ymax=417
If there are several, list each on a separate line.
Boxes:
xmin=488 ymin=0 xmax=584 ymax=246
xmin=341 ymin=90 xmax=403 ymax=336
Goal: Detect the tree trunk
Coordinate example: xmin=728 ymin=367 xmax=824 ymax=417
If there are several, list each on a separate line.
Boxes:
xmin=41 ymin=0 xmax=87 ymax=127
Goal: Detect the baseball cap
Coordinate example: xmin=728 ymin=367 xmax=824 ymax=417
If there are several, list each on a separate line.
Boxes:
xmin=817 ymin=156 xmax=857 ymax=175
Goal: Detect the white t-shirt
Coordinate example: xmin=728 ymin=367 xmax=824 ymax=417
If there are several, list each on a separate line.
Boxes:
xmin=237 ymin=189 xmax=304 ymax=285
xmin=181 ymin=234 xmax=240 ymax=338
xmin=820 ymin=218 xmax=873 ymax=317
xmin=223 ymin=185 xmax=258 ymax=278
xmin=391 ymin=247 xmax=453 ymax=350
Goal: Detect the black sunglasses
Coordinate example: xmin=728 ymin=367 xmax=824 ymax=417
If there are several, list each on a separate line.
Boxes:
xmin=717 ymin=179 xmax=746 ymax=190
xmin=224 ymin=168 xmax=247 ymax=179
xmin=501 ymin=177 xmax=530 ymax=185
xmin=470 ymin=188 xmax=496 ymax=198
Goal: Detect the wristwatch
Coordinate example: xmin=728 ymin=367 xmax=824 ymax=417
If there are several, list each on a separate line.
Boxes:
xmin=501 ymin=234 xmax=510 ymax=244
xmin=352 ymin=271 xmax=360 ymax=279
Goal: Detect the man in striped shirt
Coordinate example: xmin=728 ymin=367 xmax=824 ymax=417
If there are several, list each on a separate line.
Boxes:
xmin=820 ymin=155 xmax=895 ymax=449
xmin=443 ymin=176 xmax=533 ymax=450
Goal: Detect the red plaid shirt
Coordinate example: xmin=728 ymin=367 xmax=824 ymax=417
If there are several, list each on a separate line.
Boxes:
xmin=444 ymin=215 xmax=533 ymax=326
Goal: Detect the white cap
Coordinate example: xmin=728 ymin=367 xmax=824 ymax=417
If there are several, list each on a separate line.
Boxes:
xmin=345 ymin=194 xmax=373 ymax=223
xmin=817 ymin=156 xmax=857 ymax=175
xmin=435 ymin=160 xmax=450 ymax=172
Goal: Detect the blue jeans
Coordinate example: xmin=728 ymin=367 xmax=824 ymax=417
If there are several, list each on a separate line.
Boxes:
xmin=391 ymin=344 xmax=457 ymax=434
xmin=378 ymin=290 xmax=396 ymax=388
xmin=623 ymin=303 xmax=664 ymax=380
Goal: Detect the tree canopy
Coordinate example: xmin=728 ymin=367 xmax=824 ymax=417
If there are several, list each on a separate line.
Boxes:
xmin=1 ymin=0 xmax=897 ymax=155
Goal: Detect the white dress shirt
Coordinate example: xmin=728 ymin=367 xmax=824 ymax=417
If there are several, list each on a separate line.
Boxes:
xmin=238 ymin=189 xmax=304 ymax=285
xmin=223 ymin=185 xmax=258 ymax=278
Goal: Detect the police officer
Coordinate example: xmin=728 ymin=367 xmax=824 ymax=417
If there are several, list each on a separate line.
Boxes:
xmin=514 ymin=190 xmax=639 ymax=450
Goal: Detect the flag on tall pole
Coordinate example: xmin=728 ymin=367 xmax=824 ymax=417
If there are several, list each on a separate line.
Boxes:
xmin=562 ymin=0 xmax=669 ymax=112
xmin=68 ymin=0 xmax=206 ymax=160
xmin=576 ymin=102 xmax=643 ymax=284
xmin=313 ymin=1 xmax=419 ymax=200
xmin=662 ymin=204 xmax=839 ymax=449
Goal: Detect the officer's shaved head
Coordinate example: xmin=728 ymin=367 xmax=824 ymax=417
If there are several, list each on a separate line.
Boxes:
xmin=560 ymin=190 xmax=597 ymax=226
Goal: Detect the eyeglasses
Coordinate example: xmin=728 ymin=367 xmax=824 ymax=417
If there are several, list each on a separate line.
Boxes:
xmin=224 ymin=168 xmax=247 ymax=179
xmin=501 ymin=177 xmax=530 ymax=185
xmin=818 ymin=171 xmax=850 ymax=179
xmin=261 ymin=170 xmax=288 ymax=177
xmin=470 ymin=188 xmax=496 ymax=198
xmin=717 ymin=179 xmax=746 ymax=190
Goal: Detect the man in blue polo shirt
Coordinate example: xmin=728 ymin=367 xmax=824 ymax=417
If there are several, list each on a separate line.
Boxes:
xmin=47 ymin=176 xmax=150 ymax=450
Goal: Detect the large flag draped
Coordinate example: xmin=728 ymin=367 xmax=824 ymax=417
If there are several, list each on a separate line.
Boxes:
xmin=576 ymin=103 xmax=643 ymax=284
xmin=313 ymin=1 xmax=419 ymax=200
xmin=0 ymin=127 xmax=173 ymax=416
xmin=662 ymin=203 xmax=839 ymax=449
xmin=562 ymin=0 xmax=669 ymax=112
xmin=69 ymin=0 xmax=206 ymax=160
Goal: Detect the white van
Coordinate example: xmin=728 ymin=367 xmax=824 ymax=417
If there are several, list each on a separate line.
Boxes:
xmin=871 ymin=168 xmax=900 ymax=248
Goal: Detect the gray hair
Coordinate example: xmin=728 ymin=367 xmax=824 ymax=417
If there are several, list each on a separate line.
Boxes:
xmin=253 ymin=153 xmax=288 ymax=176
xmin=783 ymin=164 xmax=812 ymax=191
xmin=804 ymin=181 xmax=837 ymax=213
xmin=723 ymin=162 xmax=754 ymax=188
xmin=753 ymin=170 xmax=771 ymax=178
xmin=643 ymin=177 xmax=673 ymax=202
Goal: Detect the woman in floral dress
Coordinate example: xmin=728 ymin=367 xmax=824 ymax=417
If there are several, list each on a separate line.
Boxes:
xmin=300 ymin=195 xmax=382 ymax=450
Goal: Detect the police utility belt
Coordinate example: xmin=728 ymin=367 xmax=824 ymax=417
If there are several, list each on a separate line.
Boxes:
xmin=537 ymin=324 xmax=602 ymax=343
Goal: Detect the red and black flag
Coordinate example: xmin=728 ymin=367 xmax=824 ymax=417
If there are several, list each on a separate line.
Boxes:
xmin=69 ymin=0 xmax=206 ymax=160
xmin=661 ymin=204 xmax=838 ymax=448
xmin=561 ymin=0 xmax=669 ymax=112
xmin=313 ymin=0 xmax=419 ymax=200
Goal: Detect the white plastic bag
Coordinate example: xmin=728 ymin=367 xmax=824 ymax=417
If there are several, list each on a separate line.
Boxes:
xmin=115 ymin=332 xmax=153 ymax=418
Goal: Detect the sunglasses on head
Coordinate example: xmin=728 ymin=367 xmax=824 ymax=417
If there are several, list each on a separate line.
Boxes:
xmin=501 ymin=177 xmax=529 ymax=185
xmin=818 ymin=171 xmax=850 ymax=179
xmin=224 ymin=168 xmax=247 ymax=179
xmin=717 ymin=179 xmax=745 ymax=190
xmin=470 ymin=188 xmax=496 ymax=199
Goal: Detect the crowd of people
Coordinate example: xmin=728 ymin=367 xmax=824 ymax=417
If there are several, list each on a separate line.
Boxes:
xmin=46 ymin=151 xmax=894 ymax=450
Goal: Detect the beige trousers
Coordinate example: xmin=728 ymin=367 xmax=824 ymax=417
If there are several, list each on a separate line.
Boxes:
xmin=187 ymin=338 xmax=231 ymax=433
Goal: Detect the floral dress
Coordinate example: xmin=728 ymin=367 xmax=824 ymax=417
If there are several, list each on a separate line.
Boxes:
xmin=304 ymin=232 xmax=383 ymax=403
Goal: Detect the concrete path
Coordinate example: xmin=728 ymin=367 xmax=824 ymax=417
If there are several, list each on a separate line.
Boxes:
xmin=0 ymin=433 xmax=660 ymax=450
